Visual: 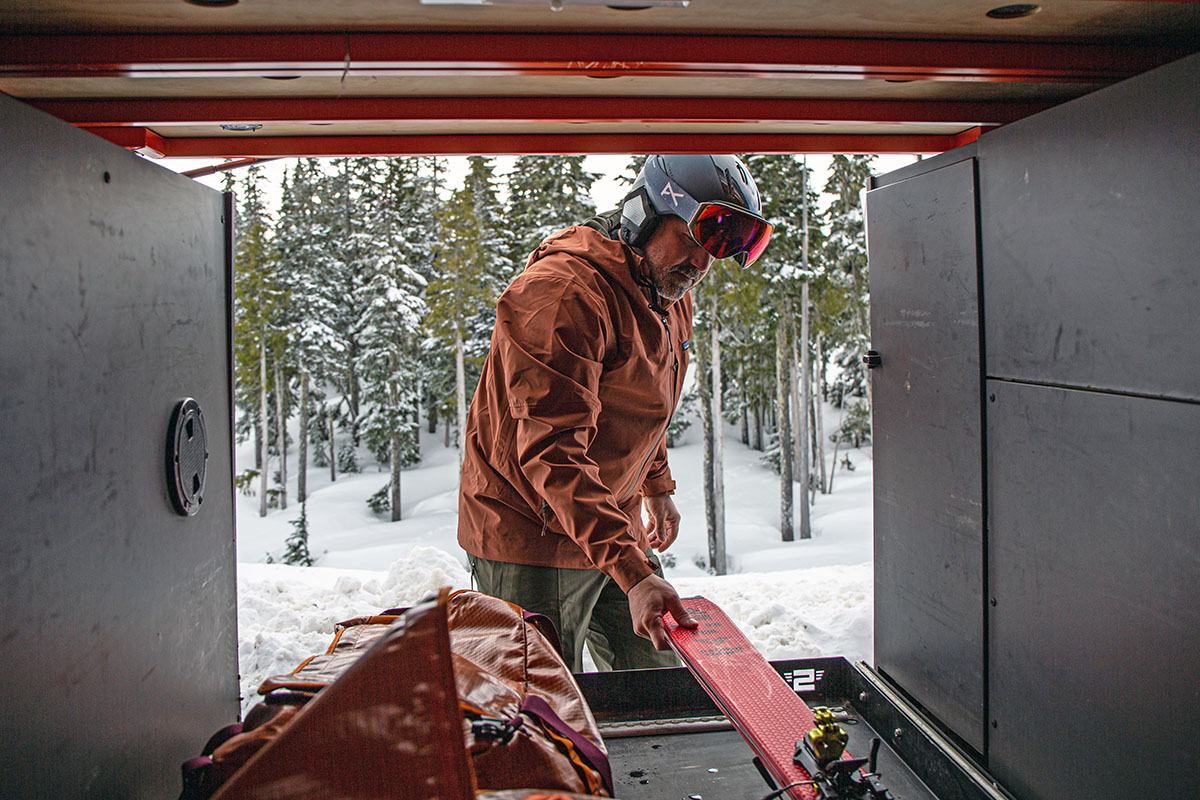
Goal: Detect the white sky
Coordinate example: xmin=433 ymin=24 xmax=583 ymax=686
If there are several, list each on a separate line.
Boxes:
xmin=158 ymin=152 xmax=920 ymax=213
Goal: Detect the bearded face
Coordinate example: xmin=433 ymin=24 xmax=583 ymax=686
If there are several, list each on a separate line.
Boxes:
xmin=641 ymin=216 xmax=715 ymax=302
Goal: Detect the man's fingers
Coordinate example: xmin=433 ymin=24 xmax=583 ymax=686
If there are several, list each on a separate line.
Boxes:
xmin=656 ymin=524 xmax=678 ymax=552
xmin=666 ymin=593 xmax=698 ymax=629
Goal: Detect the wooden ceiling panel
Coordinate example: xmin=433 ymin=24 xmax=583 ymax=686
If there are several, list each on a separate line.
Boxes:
xmin=0 ymin=75 xmax=1100 ymax=103
xmin=3 ymin=0 xmax=1198 ymax=41
xmin=3 ymin=0 xmax=1196 ymax=158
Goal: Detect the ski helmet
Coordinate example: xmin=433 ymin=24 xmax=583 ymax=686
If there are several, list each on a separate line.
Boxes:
xmin=619 ymin=154 xmax=773 ymax=267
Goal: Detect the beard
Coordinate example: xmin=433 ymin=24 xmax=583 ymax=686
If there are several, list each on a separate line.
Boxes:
xmin=648 ymin=259 xmax=703 ymax=302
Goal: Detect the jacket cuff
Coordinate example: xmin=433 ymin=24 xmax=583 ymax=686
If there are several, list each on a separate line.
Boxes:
xmin=609 ymin=549 xmax=658 ymax=594
xmin=641 ymin=475 xmax=676 ymax=497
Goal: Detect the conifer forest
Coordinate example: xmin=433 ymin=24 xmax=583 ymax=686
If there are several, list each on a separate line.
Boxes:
xmin=228 ymin=154 xmax=876 ymax=570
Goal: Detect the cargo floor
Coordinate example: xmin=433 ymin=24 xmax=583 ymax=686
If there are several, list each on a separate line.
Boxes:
xmin=577 ymin=657 xmax=1000 ymax=800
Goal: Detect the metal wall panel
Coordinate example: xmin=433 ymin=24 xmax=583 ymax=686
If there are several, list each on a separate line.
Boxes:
xmin=986 ymin=381 xmax=1200 ymax=800
xmin=0 ymin=95 xmax=238 ymax=799
xmin=865 ymin=157 xmax=986 ymax=752
xmin=980 ymin=53 xmax=1200 ymax=401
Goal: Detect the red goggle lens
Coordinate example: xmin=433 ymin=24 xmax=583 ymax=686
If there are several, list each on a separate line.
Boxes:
xmin=688 ymin=203 xmax=774 ymax=267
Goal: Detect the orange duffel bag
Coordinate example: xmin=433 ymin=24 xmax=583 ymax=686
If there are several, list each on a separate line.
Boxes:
xmin=180 ymin=588 xmax=613 ymax=800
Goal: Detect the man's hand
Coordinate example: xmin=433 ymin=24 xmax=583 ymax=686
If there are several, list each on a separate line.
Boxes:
xmin=627 ymin=574 xmax=698 ymax=650
xmin=644 ymin=493 xmax=681 ymax=552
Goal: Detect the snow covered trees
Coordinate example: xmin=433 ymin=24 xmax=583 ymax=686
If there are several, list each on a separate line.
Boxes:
xmin=426 ymin=156 xmax=508 ymax=465
xmin=229 ymin=166 xmax=285 ymax=518
xmin=227 ymin=153 xmax=879 ymax=566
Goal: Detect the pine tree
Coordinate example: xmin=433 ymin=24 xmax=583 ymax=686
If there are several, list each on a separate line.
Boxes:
xmin=426 ymin=157 xmax=507 ymax=461
xmin=283 ymin=501 xmax=314 ymax=566
xmin=277 ymin=158 xmax=342 ymax=501
xmin=318 ymin=158 xmax=378 ymax=450
xmin=506 ymin=155 xmax=600 ymax=270
xmin=824 ymin=154 xmax=876 ymax=432
xmin=229 ymin=165 xmax=284 ymax=517
xmin=358 ymin=157 xmax=433 ymax=520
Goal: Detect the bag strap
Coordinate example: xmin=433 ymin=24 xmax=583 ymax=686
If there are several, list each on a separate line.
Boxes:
xmin=521 ymin=610 xmax=564 ymax=660
xmin=520 ymin=694 xmax=613 ymax=797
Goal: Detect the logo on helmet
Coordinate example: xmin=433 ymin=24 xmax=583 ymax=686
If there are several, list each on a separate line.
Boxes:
xmin=660 ymin=181 xmax=685 ymax=207
xmin=718 ymin=167 xmax=749 ymax=207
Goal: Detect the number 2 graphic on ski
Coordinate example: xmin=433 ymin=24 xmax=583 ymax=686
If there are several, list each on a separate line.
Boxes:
xmin=666 ymin=597 xmax=847 ymax=800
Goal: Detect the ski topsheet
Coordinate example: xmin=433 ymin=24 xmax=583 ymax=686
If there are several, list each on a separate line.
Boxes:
xmin=665 ymin=596 xmax=828 ymax=800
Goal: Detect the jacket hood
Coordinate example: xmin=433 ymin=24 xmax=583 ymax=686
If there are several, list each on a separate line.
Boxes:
xmin=525 ymin=220 xmax=675 ymax=311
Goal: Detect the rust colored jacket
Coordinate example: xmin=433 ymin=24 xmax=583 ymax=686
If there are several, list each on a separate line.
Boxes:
xmin=458 ymin=221 xmax=692 ymax=593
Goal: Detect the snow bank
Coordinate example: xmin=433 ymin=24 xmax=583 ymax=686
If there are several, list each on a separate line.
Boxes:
xmin=236 ymin=546 xmax=469 ymax=713
xmin=234 ymin=406 xmax=875 ymax=715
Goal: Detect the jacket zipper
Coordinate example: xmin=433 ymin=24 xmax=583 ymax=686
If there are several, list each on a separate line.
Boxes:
xmin=620 ymin=310 xmax=680 ymax=504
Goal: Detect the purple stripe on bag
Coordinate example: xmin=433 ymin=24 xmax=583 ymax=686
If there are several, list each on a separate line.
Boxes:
xmin=202 ymin=723 xmax=243 ymax=755
xmin=520 ymin=694 xmax=613 ymax=796
xmin=178 ymin=756 xmax=212 ymax=800
xmin=522 ymin=610 xmax=564 ymax=660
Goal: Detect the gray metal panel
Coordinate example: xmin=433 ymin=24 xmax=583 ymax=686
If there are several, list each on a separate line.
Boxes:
xmin=979 ymin=53 xmax=1200 ymax=401
xmin=0 ymin=95 xmax=238 ymax=798
xmin=986 ymin=381 xmax=1200 ymax=800
xmin=865 ymin=157 xmax=986 ymax=753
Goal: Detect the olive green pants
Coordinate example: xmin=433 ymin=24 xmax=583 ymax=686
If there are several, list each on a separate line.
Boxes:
xmin=468 ymin=552 xmax=680 ymax=673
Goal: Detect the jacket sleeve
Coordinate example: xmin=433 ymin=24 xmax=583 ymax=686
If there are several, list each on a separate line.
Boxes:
xmin=494 ymin=272 xmax=657 ymax=593
xmin=640 ymin=438 xmax=675 ymax=497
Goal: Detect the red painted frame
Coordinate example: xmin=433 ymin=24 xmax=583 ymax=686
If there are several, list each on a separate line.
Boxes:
xmin=83 ymin=128 xmax=979 ymax=157
xmin=39 ymin=97 xmax=1048 ymax=127
xmin=3 ymin=32 xmax=1190 ymax=83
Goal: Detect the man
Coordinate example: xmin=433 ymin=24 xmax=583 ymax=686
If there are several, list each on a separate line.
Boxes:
xmin=458 ymin=155 xmax=773 ymax=671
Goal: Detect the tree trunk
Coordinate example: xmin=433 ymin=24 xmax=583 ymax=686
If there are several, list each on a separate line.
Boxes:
xmin=753 ymin=403 xmax=763 ymax=451
xmin=738 ymin=360 xmax=749 ymax=445
xmin=454 ymin=323 xmax=467 ymax=469
xmin=253 ymin=418 xmax=262 ymax=470
xmin=389 ymin=358 xmax=402 ymax=522
xmin=797 ymin=284 xmax=811 ymax=538
xmin=710 ymin=294 xmax=727 ymax=574
xmin=258 ymin=334 xmax=268 ymax=518
xmin=695 ymin=314 xmax=718 ymax=574
xmin=347 ymin=349 xmax=361 ymax=444
xmin=776 ymin=322 xmax=793 ymax=542
xmin=274 ymin=358 xmax=287 ymax=510
xmin=814 ymin=334 xmax=827 ymax=493
xmin=298 ymin=370 xmax=309 ymax=503
xmin=329 ymin=408 xmax=336 ymax=483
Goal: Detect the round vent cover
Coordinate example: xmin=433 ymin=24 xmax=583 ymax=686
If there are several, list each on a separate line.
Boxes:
xmin=167 ymin=398 xmax=208 ymax=516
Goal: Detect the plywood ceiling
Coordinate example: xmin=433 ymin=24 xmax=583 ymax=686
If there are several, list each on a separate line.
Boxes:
xmin=1 ymin=0 xmax=1197 ymax=160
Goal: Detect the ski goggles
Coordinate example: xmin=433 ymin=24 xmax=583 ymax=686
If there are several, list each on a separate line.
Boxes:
xmin=685 ymin=201 xmax=774 ymax=267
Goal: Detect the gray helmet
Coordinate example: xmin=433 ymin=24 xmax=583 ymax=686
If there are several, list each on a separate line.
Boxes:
xmin=619 ymin=154 xmax=770 ymax=267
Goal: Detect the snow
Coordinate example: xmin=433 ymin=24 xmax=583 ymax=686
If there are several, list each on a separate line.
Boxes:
xmin=235 ymin=404 xmax=874 ymax=714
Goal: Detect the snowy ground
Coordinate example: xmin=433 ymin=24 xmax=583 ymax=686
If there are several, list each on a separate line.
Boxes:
xmin=235 ymin=405 xmax=874 ymax=714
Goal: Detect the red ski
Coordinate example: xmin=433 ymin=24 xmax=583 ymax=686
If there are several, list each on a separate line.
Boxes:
xmin=665 ymin=597 xmax=893 ymax=800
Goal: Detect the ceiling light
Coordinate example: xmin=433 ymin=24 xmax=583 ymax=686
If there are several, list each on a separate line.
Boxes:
xmin=986 ymin=4 xmax=1040 ymax=19
xmin=185 ymin=0 xmax=239 ymax=7
xmin=220 ymin=123 xmax=262 ymax=132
